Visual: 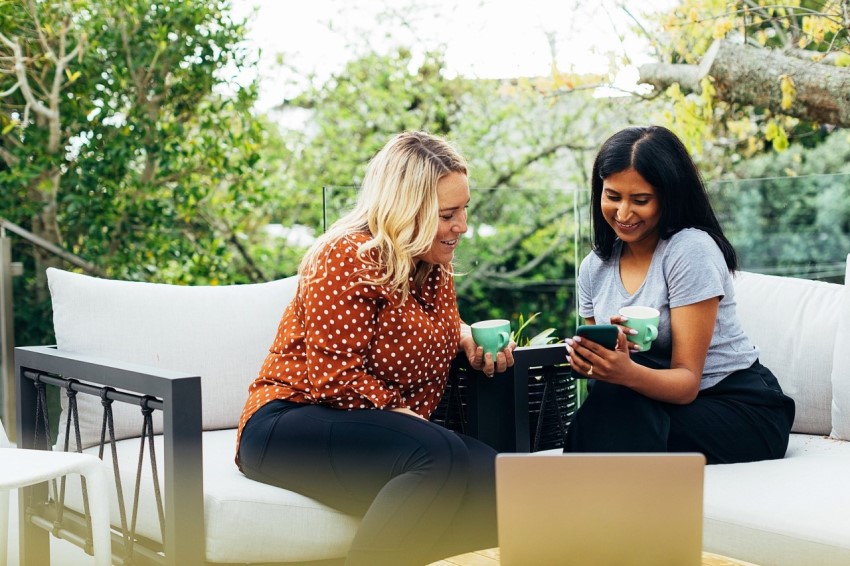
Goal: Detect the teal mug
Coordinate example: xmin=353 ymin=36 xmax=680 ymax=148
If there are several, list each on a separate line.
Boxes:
xmin=471 ymin=319 xmax=511 ymax=359
xmin=619 ymin=306 xmax=660 ymax=352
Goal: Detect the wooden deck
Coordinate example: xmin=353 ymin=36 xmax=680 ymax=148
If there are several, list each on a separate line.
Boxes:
xmin=429 ymin=549 xmax=761 ymax=565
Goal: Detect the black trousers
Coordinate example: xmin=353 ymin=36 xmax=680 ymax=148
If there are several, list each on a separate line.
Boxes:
xmin=563 ymin=359 xmax=796 ymax=465
xmin=238 ymin=400 xmax=498 ymax=566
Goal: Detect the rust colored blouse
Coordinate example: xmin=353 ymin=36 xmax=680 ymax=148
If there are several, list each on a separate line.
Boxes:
xmin=236 ymin=232 xmax=462 ymax=450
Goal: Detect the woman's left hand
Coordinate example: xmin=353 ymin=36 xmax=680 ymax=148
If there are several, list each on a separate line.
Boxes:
xmin=460 ymin=334 xmax=515 ymax=377
xmin=566 ymin=330 xmax=632 ymax=382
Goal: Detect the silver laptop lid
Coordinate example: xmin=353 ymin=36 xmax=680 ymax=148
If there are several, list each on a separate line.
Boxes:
xmin=496 ymin=452 xmax=706 ymax=566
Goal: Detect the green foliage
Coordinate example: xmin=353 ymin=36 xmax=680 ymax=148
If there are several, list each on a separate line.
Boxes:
xmin=511 ymin=312 xmax=559 ymax=346
xmin=711 ymin=131 xmax=850 ymax=279
xmin=646 ymin=0 xmax=845 ymax=162
xmin=0 ymin=0 xmax=282 ymax=346
xmin=282 ymin=13 xmax=648 ymax=335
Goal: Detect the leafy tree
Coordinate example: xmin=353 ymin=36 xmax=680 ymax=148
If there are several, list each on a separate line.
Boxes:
xmin=268 ymin=35 xmax=647 ymax=336
xmin=0 ymin=0 xmax=277 ymax=346
xmin=635 ymin=0 xmax=849 ymax=160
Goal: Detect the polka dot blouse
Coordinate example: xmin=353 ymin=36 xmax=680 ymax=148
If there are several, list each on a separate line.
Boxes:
xmin=236 ymin=232 xmax=462 ymax=447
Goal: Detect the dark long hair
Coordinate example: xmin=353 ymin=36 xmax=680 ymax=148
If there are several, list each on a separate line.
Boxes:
xmin=590 ymin=125 xmax=737 ymax=271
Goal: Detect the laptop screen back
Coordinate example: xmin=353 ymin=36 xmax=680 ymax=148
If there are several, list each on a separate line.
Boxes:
xmin=495 ymin=453 xmax=705 ymax=566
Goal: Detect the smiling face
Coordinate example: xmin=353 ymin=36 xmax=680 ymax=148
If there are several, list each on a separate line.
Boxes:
xmin=417 ymin=171 xmax=470 ymax=265
xmin=601 ymin=167 xmax=661 ymax=251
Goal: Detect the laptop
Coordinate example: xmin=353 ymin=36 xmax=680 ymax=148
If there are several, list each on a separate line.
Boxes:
xmin=495 ymin=452 xmax=706 ymax=566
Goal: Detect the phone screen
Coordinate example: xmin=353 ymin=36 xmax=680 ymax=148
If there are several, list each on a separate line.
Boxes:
xmin=576 ymin=324 xmax=618 ymax=349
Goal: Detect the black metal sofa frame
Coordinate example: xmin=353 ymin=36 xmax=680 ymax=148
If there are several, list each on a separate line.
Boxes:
xmin=15 ymin=342 xmax=573 ymax=566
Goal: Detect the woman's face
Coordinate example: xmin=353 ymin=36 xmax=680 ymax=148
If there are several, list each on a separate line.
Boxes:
xmin=418 ymin=171 xmax=469 ymax=265
xmin=600 ymin=167 xmax=661 ymax=249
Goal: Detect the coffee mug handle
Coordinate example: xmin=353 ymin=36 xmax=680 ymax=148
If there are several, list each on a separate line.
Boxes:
xmin=646 ymin=325 xmax=658 ymax=341
xmin=497 ymin=331 xmax=510 ymax=350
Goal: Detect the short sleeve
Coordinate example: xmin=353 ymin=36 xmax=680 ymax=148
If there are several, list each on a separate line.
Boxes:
xmin=577 ymin=253 xmax=597 ymax=319
xmin=664 ymin=230 xmax=728 ymax=308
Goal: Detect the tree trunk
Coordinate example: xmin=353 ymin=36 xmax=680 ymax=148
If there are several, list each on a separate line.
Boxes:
xmin=638 ymin=39 xmax=850 ymax=127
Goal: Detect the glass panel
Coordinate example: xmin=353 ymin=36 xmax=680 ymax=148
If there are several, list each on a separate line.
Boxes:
xmin=323 ymin=185 xmax=583 ymax=342
xmin=708 ymin=173 xmax=850 ymax=283
xmin=323 ymin=172 xmax=850 ymax=343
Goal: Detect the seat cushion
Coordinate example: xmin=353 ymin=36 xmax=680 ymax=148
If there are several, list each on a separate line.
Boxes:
xmin=703 ymin=434 xmax=850 ymax=566
xmin=733 ymin=271 xmax=842 ymax=435
xmin=48 ymin=268 xmax=298 ymax=448
xmin=62 ymin=430 xmax=359 ymax=563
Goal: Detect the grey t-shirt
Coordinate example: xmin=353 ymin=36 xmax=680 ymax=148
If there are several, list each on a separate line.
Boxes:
xmin=577 ymin=228 xmax=758 ymax=389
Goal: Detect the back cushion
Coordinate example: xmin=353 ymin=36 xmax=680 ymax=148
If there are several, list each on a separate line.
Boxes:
xmin=733 ymin=271 xmax=842 ymax=435
xmin=830 ymin=255 xmax=850 ymax=440
xmin=49 ymin=268 xmax=298 ymax=448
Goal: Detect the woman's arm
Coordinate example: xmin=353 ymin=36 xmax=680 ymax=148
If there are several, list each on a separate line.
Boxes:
xmin=568 ymin=298 xmax=718 ymax=404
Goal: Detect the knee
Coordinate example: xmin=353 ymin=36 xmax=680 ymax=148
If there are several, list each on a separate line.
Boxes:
xmin=583 ymin=381 xmax=659 ymax=417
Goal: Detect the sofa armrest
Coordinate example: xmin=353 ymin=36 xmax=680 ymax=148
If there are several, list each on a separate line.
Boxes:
xmin=432 ymin=343 xmax=574 ymax=452
xmin=14 ymin=345 xmax=203 ymax=566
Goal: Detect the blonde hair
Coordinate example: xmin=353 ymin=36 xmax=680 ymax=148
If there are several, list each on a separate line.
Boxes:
xmin=299 ymin=131 xmax=468 ymax=303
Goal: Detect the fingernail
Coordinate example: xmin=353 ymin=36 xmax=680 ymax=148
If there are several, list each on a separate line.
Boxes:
xmin=565 ymin=338 xmax=574 ymax=346
xmin=573 ymin=336 xmax=582 ymax=343
xmin=628 ymin=329 xmax=638 ymax=335
xmin=620 ymin=316 xmax=629 ymax=321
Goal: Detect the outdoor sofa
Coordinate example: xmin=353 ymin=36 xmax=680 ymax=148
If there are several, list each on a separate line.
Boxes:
xmin=697 ymin=255 xmax=850 ymax=565
xmin=12 ymin=254 xmax=850 ymax=565
xmin=14 ymin=266 xmax=573 ymax=565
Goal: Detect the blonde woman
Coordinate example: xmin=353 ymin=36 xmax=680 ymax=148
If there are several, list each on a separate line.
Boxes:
xmin=236 ymin=131 xmax=514 ymax=565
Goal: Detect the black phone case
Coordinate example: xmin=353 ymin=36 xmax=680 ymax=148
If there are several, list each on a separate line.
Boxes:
xmin=576 ymin=324 xmax=618 ymax=349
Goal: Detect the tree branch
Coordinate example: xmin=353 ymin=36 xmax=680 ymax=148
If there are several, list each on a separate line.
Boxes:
xmin=0 ymin=31 xmax=56 ymax=121
xmin=489 ymin=231 xmax=571 ymax=280
xmin=491 ymin=141 xmax=589 ymax=188
xmin=0 ymin=146 xmax=19 ymax=167
xmin=456 ymin=204 xmax=572 ymax=294
xmin=638 ymin=39 xmax=850 ymax=127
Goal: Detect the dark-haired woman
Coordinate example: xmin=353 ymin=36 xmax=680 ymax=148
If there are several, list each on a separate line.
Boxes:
xmin=564 ymin=125 xmax=795 ymax=464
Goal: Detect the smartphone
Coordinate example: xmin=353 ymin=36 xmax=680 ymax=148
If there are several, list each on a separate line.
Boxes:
xmin=576 ymin=324 xmax=619 ymax=350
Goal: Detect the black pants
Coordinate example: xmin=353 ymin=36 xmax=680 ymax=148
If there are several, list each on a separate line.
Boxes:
xmin=563 ymin=359 xmax=796 ymax=465
xmin=238 ymin=400 xmax=498 ymax=566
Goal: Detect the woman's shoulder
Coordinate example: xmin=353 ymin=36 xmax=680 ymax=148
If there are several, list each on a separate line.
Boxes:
xmin=578 ymin=249 xmax=616 ymax=286
xmin=661 ymin=229 xmax=728 ymax=274
xmin=579 ymin=249 xmax=603 ymax=272
xmin=307 ymin=232 xmax=387 ymax=294
xmin=319 ymin=231 xmax=373 ymax=260
xmin=664 ymin=228 xmax=723 ymax=256
xmin=668 ymin=227 xmax=714 ymax=246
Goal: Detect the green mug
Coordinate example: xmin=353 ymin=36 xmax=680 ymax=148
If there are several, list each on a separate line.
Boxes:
xmin=619 ymin=306 xmax=660 ymax=352
xmin=471 ymin=319 xmax=512 ymax=358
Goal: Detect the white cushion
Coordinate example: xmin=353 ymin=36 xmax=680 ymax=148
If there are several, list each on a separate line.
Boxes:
xmin=48 ymin=268 xmax=298 ymax=448
xmin=733 ymin=271 xmax=842 ymax=435
xmin=61 ymin=430 xmax=358 ymax=563
xmin=703 ymin=433 xmax=850 ymax=565
xmin=831 ymin=255 xmax=850 ymax=440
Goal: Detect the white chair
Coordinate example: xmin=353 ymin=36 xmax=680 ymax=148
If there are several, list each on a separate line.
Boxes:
xmin=0 ymin=418 xmax=112 ymax=566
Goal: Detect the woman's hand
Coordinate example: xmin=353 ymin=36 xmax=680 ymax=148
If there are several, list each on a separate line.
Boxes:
xmin=459 ymin=334 xmax=516 ymax=377
xmin=389 ymin=407 xmax=425 ymax=419
xmin=608 ymin=314 xmax=642 ymax=353
xmin=566 ymin=330 xmax=632 ymax=383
